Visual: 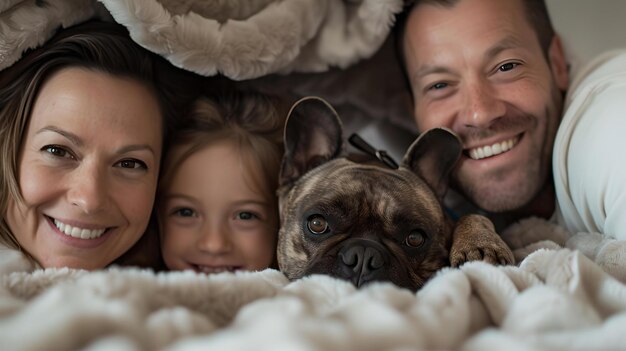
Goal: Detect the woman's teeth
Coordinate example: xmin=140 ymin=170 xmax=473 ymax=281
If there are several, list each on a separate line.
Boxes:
xmin=54 ymin=219 xmax=106 ymax=239
xmin=468 ymin=136 xmax=519 ymax=160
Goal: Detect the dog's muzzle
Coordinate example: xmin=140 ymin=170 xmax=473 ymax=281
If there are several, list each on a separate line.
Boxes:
xmin=337 ymin=238 xmax=390 ymax=288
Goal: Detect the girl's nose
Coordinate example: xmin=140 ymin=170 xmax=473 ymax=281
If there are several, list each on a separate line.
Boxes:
xmin=196 ymin=221 xmax=233 ymax=254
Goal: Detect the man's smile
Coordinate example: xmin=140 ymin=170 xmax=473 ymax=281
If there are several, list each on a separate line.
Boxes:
xmin=466 ymin=134 xmax=521 ymax=160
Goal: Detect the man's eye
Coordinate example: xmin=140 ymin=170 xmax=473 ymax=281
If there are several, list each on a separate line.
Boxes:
xmin=175 ymin=208 xmax=196 ymax=217
xmin=116 ymin=159 xmax=147 ymax=170
xmin=499 ymin=62 xmax=519 ymax=72
xmin=237 ymin=212 xmax=258 ymax=220
xmin=42 ymin=145 xmax=72 ymax=158
xmin=429 ymin=82 xmax=448 ymax=90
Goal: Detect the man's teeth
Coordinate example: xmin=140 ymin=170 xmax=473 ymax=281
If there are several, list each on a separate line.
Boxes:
xmin=54 ymin=219 xmax=106 ymax=239
xmin=468 ymin=137 xmax=519 ymax=160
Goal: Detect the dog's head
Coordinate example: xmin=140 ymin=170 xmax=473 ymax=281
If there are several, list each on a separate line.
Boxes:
xmin=277 ymin=97 xmax=462 ymax=291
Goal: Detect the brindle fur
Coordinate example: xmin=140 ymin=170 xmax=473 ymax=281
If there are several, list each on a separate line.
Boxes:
xmin=277 ymin=97 xmax=514 ymax=291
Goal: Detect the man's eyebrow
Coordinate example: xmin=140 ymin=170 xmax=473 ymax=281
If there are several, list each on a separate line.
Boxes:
xmin=485 ymin=36 xmax=523 ymax=59
xmin=412 ymin=36 xmax=525 ymax=82
xmin=37 ymin=126 xmax=83 ymax=147
xmin=414 ymin=65 xmax=453 ymax=80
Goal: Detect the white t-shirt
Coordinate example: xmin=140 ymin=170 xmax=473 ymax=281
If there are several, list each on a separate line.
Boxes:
xmin=553 ymin=49 xmax=626 ymax=240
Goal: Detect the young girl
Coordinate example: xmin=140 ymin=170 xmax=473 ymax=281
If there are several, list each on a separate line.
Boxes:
xmin=158 ymin=91 xmax=286 ymax=273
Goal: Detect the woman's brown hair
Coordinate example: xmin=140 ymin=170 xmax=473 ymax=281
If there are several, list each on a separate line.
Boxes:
xmin=0 ymin=20 xmax=176 ymax=259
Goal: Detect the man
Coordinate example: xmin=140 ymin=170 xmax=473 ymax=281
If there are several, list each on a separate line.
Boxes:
xmin=400 ymin=0 xmax=626 ymax=242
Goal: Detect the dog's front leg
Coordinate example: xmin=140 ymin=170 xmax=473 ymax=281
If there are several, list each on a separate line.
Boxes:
xmin=449 ymin=214 xmax=515 ymax=267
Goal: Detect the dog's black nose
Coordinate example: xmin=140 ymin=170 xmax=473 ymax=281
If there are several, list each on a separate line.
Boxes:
xmin=338 ymin=239 xmax=388 ymax=287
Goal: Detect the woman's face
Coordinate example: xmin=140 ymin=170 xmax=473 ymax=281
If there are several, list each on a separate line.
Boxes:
xmin=160 ymin=140 xmax=278 ymax=273
xmin=6 ymin=67 xmax=163 ymax=269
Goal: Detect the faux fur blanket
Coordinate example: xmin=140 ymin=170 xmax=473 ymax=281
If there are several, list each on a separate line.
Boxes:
xmin=0 ymin=0 xmax=402 ymax=79
xmin=2 ymin=219 xmax=626 ymax=351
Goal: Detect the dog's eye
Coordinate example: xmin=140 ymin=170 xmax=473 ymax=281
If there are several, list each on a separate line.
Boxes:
xmin=405 ymin=230 xmax=426 ymax=248
xmin=307 ymin=215 xmax=329 ymax=235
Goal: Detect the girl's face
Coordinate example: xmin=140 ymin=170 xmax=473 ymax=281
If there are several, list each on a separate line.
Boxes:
xmin=6 ymin=67 xmax=163 ymax=269
xmin=160 ymin=140 xmax=278 ymax=273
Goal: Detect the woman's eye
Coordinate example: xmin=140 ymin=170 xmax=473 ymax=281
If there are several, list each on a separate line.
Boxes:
xmin=307 ymin=214 xmax=329 ymax=235
xmin=42 ymin=145 xmax=72 ymax=158
xmin=116 ymin=159 xmax=147 ymax=170
xmin=499 ymin=62 xmax=519 ymax=72
xmin=237 ymin=211 xmax=258 ymax=220
xmin=405 ymin=230 xmax=426 ymax=248
xmin=175 ymin=208 xmax=196 ymax=217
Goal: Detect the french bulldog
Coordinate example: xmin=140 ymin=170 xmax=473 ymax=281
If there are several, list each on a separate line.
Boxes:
xmin=277 ymin=96 xmax=514 ymax=291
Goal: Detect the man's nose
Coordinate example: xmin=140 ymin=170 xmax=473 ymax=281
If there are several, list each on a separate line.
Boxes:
xmin=67 ymin=164 xmax=109 ymax=214
xmin=460 ymin=79 xmax=505 ymax=129
xmin=197 ymin=221 xmax=232 ymax=254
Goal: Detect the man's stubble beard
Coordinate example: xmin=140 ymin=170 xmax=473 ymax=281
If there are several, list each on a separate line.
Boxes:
xmin=451 ymin=84 xmax=564 ymax=214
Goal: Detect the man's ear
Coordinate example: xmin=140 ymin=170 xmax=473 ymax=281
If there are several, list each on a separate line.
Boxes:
xmin=549 ymin=35 xmax=569 ymax=91
xmin=280 ymin=96 xmax=343 ymax=186
xmin=401 ymin=128 xmax=462 ymax=200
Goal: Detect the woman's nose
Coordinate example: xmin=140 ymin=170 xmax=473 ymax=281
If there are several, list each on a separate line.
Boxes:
xmin=67 ymin=163 xmax=109 ymax=214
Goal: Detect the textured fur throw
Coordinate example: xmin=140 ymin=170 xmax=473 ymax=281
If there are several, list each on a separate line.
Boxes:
xmin=2 ymin=248 xmax=626 ymax=350
xmin=0 ymin=0 xmax=403 ymax=79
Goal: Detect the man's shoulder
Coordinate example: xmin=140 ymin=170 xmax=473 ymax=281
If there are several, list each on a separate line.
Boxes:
xmin=566 ymin=49 xmax=626 ymax=103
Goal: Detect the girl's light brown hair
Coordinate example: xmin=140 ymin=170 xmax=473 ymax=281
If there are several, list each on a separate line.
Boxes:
xmin=158 ymin=91 xmax=288 ymax=209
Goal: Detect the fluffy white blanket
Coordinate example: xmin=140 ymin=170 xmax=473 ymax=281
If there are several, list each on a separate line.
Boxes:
xmin=2 ymin=219 xmax=626 ymax=351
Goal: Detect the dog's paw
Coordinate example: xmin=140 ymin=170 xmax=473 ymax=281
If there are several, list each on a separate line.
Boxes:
xmin=449 ymin=214 xmax=515 ymax=267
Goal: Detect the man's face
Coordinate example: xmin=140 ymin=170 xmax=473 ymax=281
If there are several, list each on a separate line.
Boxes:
xmin=402 ymin=0 xmax=569 ymax=212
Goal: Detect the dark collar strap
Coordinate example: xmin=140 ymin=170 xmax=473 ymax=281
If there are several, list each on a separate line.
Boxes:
xmin=348 ymin=133 xmax=399 ymax=169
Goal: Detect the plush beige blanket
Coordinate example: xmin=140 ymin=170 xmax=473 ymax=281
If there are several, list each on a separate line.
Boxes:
xmin=0 ymin=0 xmax=402 ymax=79
xmin=2 ymin=218 xmax=626 ymax=351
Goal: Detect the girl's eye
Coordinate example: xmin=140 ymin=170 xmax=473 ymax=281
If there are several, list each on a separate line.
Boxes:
xmin=116 ymin=159 xmax=147 ymax=170
xmin=175 ymin=208 xmax=196 ymax=217
xmin=499 ymin=62 xmax=519 ymax=72
xmin=237 ymin=212 xmax=258 ymax=220
xmin=42 ymin=145 xmax=73 ymax=159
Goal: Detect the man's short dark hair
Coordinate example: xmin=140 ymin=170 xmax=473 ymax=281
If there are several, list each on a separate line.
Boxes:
xmin=398 ymin=0 xmax=555 ymax=56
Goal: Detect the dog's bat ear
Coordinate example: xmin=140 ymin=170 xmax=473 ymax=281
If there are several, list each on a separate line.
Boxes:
xmin=401 ymin=128 xmax=462 ymax=200
xmin=280 ymin=96 xmax=343 ymax=186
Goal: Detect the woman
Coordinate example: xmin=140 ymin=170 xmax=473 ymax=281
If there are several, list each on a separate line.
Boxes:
xmin=0 ymin=21 xmax=176 ymax=272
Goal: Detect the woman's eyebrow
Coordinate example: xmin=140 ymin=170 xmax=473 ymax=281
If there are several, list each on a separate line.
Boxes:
xmin=116 ymin=144 xmax=156 ymax=156
xmin=37 ymin=126 xmax=83 ymax=146
xmin=37 ymin=125 xmax=155 ymax=156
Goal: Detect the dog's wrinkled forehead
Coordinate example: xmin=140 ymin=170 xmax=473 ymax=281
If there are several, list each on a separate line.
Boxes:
xmin=290 ymin=159 xmax=443 ymax=221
